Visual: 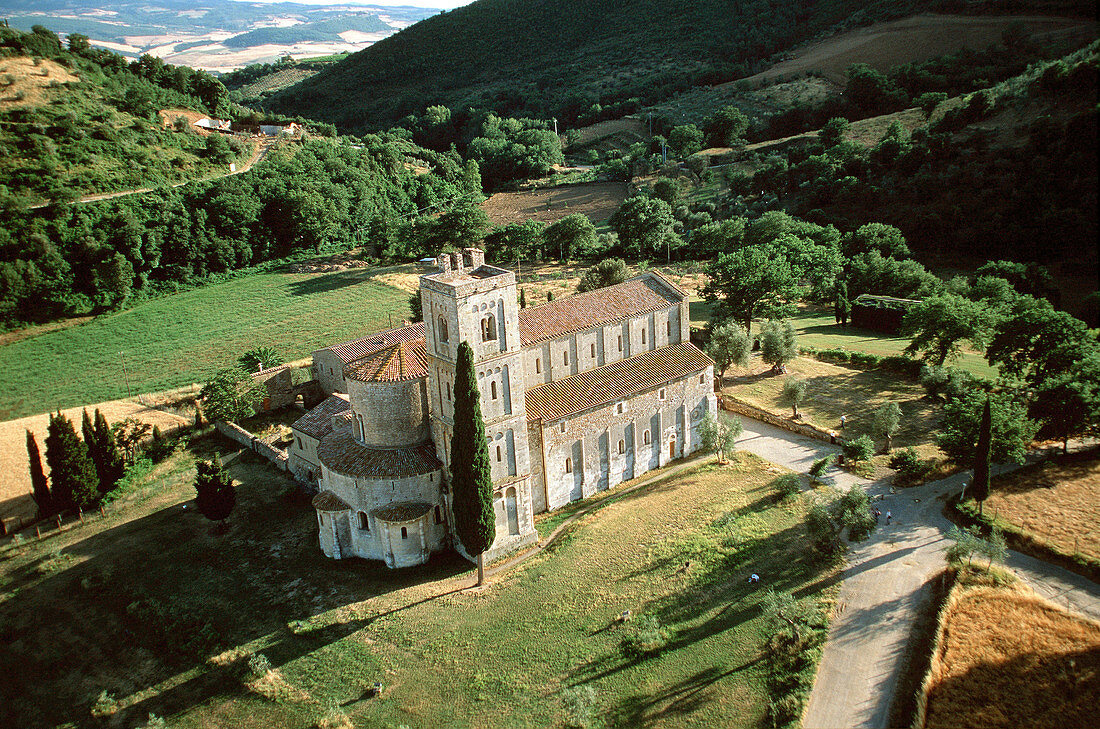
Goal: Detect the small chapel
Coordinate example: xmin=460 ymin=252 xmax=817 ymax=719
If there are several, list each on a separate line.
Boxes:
xmin=289 ymin=248 xmax=717 ymax=568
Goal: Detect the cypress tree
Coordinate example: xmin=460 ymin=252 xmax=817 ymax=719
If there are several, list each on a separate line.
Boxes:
xmin=971 ymin=396 xmax=992 ymax=516
xmin=835 ymin=281 xmax=850 ymax=326
xmin=449 ymin=341 xmax=496 ymax=585
xmin=26 ymin=430 xmax=52 ymax=518
xmin=44 ymin=411 xmax=100 ymax=511
xmin=195 ymin=454 xmax=236 ymax=531
xmin=93 ymin=409 xmax=125 ymax=494
xmin=519 ymin=287 xmax=527 ymax=309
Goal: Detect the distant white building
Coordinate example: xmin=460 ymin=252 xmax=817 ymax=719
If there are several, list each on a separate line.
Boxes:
xmin=259 ymin=122 xmax=302 ymax=137
xmin=193 ymin=117 xmax=232 ymax=132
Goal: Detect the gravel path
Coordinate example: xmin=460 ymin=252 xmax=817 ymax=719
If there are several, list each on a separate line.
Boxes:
xmin=733 ymin=417 xmax=1100 ymax=729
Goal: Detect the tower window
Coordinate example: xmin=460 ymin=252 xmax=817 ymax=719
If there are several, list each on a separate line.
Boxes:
xmin=496 ymin=445 xmax=502 ymax=462
xmin=659 ymin=388 xmax=666 ymax=400
xmin=644 ymin=430 xmax=651 ymax=445
xmin=559 ymin=422 xmax=567 ymax=433
xmin=491 ymin=381 xmax=498 ymax=400
xmin=617 ymin=335 xmax=623 ymax=352
xmin=616 ymin=402 xmax=624 ymax=414
xmin=446 ymin=381 xmax=451 ymax=401
xmin=618 ymin=439 xmax=625 ymax=454
xmin=401 ymin=527 xmax=408 ymax=539
xmin=438 ymin=316 xmax=448 ymax=343
xmin=358 ymin=512 xmax=369 ymax=531
xmin=565 ymin=457 xmax=572 ymax=473
xmin=667 ymin=320 xmax=672 ymax=337
xmin=481 ymin=314 xmax=497 ymax=341
xmin=641 ymin=328 xmax=646 ymax=345
xmin=535 ymin=357 xmax=541 ymax=374
xmin=590 ymin=342 xmax=596 ymax=358
xmin=563 ymin=349 xmax=569 ymax=366
xmin=699 ymin=374 xmax=705 ymax=384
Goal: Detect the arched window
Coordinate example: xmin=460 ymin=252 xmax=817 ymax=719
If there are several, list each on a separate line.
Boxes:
xmin=643 ymin=430 xmax=651 ymax=444
xmin=358 ymin=512 xmax=369 ymax=531
xmin=438 ymin=316 xmax=448 ymax=342
xmin=491 ymin=381 xmax=498 ymax=400
xmin=618 ymin=439 xmax=625 ymax=454
xmin=445 ymin=381 xmax=451 ymax=401
xmin=565 ymin=457 xmax=572 ymax=473
xmin=496 ymin=445 xmax=502 ymax=462
xmin=667 ymin=320 xmax=672 ymax=338
xmin=590 ymin=342 xmax=596 ymax=358
xmin=617 ymin=335 xmax=623 ymax=352
xmin=481 ymin=314 xmax=497 ymax=341
xmin=401 ymin=526 xmax=408 ymax=539
xmin=535 ymin=357 xmax=542 ymax=374
xmin=563 ymin=349 xmax=570 ymax=366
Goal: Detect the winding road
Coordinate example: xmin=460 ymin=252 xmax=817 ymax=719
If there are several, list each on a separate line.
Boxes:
xmin=731 ymin=417 xmax=1100 ymax=729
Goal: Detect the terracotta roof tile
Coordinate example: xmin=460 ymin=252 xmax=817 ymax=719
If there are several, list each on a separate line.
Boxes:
xmin=291 ymin=394 xmax=351 ymax=440
xmin=345 ymin=339 xmax=428 ymax=383
xmin=518 ymin=274 xmax=683 ymax=346
xmin=525 ymin=342 xmax=712 ymax=422
xmin=371 ymin=501 xmax=433 ymax=522
xmin=312 ymin=490 xmax=350 ymax=512
xmin=319 ymin=322 xmax=426 ymax=364
xmin=318 ymin=427 xmax=442 ymax=479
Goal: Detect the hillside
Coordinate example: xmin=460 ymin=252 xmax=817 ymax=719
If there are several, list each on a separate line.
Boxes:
xmin=269 ymin=0 xmax=926 ymax=131
xmin=0 ymin=26 xmax=251 ymax=205
xmin=268 ymin=0 xmax=1095 ymax=133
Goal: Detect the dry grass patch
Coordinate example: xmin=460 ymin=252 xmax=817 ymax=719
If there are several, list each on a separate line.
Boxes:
xmin=480 ymin=182 xmax=628 ymax=227
xmin=923 ymin=578 xmax=1100 ymax=729
xmin=982 ymin=448 xmax=1100 ymax=561
xmin=723 ymin=355 xmax=940 ymax=453
xmin=0 ymin=56 xmax=77 ymax=108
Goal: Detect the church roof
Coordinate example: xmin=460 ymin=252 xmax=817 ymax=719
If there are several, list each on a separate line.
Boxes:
xmin=317 ymin=321 xmax=426 ymax=364
xmin=518 ymin=274 xmax=684 ymax=346
xmin=291 ymin=394 xmax=351 ymax=440
xmin=345 ymin=339 xmax=428 ymax=383
xmin=312 ymin=490 xmax=351 ymax=512
xmin=525 ymin=342 xmax=713 ymax=422
xmin=318 ymin=427 xmax=442 ymax=479
xmin=371 ymin=501 xmax=434 ymax=523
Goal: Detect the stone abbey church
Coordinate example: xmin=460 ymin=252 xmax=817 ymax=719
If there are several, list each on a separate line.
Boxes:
xmin=289 ymin=248 xmax=717 ymax=568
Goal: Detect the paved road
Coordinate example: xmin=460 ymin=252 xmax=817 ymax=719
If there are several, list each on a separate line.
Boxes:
xmin=733 ymin=417 xmax=1100 ymax=729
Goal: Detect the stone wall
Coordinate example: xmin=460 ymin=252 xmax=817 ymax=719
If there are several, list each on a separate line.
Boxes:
xmin=719 ymin=396 xmax=837 ymax=444
xmin=215 ymin=421 xmax=290 ymax=471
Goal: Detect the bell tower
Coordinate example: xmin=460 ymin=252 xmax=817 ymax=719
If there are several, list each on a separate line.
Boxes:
xmin=419 ymin=249 xmax=537 ymax=558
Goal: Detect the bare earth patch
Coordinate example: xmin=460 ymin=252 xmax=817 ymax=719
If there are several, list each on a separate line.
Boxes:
xmin=568 ymin=117 xmax=646 ymax=148
xmin=924 ymin=581 xmax=1100 ymax=729
xmin=480 ymin=182 xmax=627 ymax=227
xmin=983 ymin=448 xmax=1100 ymax=561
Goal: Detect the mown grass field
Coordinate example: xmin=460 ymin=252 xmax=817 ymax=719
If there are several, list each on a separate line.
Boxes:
xmin=0 ymin=267 xmax=413 ymax=420
xmin=0 ymin=438 xmax=838 ymax=729
xmin=922 ymin=569 xmax=1100 ymax=729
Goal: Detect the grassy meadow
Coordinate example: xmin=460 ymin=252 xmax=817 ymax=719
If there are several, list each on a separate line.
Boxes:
xmin=0 ymin=267 xmax=414 ymax=420
xmin=0 ymin=436 xmax=838 ymax=729
xmin=921 ymin=568 xmax=1100 ymax=729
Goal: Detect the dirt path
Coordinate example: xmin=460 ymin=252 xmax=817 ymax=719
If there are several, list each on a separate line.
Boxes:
xmin=27 ymin=136 xmax=276 ymax=209
xmin=731 ymin=416 xmax=1100 ymax=728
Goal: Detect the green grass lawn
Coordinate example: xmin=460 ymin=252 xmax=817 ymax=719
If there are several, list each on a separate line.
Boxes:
xmin=0 ymin=439 xmax=837 ymax=729
xmin=0 ymin=268 xmax=414 ymax=420
xmin=690 ymin=300 xmax=997 ymax=379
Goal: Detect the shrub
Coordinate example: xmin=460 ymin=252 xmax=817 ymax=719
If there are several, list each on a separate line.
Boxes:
xmin=561 ymin=685 xmax=600 ymax=729
xmin=920 ymin=365 xmax=974 ymax=402
xmin=889 ymin=447 xmax=932 ymax=483
xmin=842 ymin=435 xmax=874 ymax=463
xmin=621 ymin=614 xmax=669 ymax=658
xmin=773 ymin=473 xmax=802 ymax=499
xmin=808 ymin=455 xmax=835 ymax=483
xmin=849 ymin=352 xmax=880 ymax=368
xmin=878 ymin=355 xmax=923 ymax=379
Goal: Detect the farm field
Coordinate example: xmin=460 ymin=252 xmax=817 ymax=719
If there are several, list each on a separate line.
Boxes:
xmin=0 ymin=266 xmax=413 ymax=422
xmin=970 ymin=448 xmax=1100 ymax=562
xmin=0 ymin=439 xmax=838 ymax=729
xmin=922 ymin=572 xmax=1100 ymax=729
xmin=480 ymin=182 xmax=628 ymax=227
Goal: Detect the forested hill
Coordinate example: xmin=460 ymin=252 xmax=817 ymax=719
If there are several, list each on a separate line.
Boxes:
xmin=267 ymin=0 xmax=1093 ymax=133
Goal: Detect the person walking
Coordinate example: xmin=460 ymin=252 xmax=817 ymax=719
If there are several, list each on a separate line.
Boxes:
xmin=885 ymin=510 xmax=892 ymax=525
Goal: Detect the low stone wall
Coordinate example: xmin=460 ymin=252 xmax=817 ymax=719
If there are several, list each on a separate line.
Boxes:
xmin=215 ymin=421 xmax=289 ymax=472
xmin=719 ymin=395 xmax=838 ymax=445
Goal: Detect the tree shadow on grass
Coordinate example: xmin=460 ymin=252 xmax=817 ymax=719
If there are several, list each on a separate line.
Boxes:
xmin=605 ymin=659 xmax=765 ymax=728
xmin=0 ymin=445 xmax=469 ymax=729
xmin=285 ymin=268 xmax=393 ymax=297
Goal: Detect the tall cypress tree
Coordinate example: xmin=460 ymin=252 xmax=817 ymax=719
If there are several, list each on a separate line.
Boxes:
xmin=26 ymin=430 xmax=52 ymax=518
xmin=835 ymin=281 xmax=850 ymax=326
xmin=449 ymin=341 xmax=496 ymax=585
xmin=45 ymin=412 xmax=100 ymax=511
xmin=971 ymin=396 xmax=992 ymax=516
xmin=93 ymin=409 xmax=125 ymax=494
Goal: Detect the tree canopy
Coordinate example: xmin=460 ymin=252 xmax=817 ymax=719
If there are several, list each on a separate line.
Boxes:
xmin=701 ymin=248 xmax=798 ymax=332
